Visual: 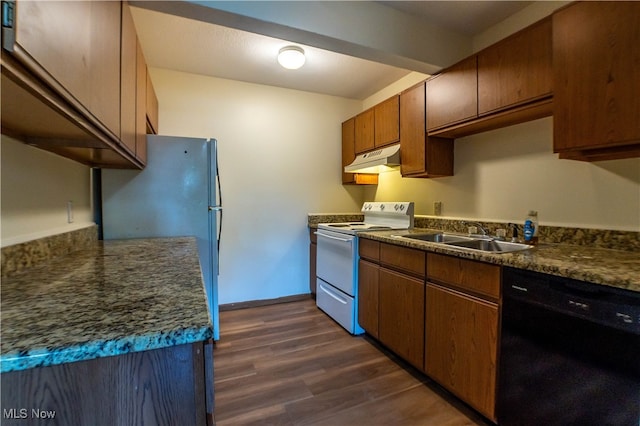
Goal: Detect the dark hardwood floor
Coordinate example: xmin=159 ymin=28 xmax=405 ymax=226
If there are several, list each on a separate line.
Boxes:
xmin=213 ymin=298 xmax=491 ymax=425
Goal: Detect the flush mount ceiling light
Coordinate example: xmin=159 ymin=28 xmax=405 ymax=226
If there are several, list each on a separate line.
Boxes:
xmin=277 ymin=46 xmax=306 ymax=70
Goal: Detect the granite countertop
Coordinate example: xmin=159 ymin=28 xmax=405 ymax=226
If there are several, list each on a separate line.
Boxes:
xmin=360 ymin=229 xmax=640 ymax=293
xmin=0 ymin=237 xmax=213 ymax=373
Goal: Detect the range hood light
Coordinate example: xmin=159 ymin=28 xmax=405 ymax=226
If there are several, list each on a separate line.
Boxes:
xmin=344 ymin=144 xmax=401 ymax=174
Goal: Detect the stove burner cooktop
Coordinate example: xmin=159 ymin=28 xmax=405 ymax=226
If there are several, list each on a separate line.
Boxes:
xmin=317 ymin=202 xmax=414 ymax=235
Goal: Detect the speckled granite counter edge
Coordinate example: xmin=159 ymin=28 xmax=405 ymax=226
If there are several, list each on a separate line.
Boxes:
xmin=0 ymin=325 xmax=213 ymax=373
xmin=1 ymin=225 xmax=99 ymax=278
xmin=1 ymin=237 xmax=213 ymax=373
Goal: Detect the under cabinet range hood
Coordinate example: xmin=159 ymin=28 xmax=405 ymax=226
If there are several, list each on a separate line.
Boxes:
xmin=344 ymin=144 xmax=400 ymax=174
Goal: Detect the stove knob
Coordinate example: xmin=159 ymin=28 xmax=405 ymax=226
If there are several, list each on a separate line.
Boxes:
xmin=399 ymin=204 xmax=405 ymax=211
xmin=394 ymin=204 xmax=399 ymax=211
xmin=379 ymin=204 xmax=385 ymax=211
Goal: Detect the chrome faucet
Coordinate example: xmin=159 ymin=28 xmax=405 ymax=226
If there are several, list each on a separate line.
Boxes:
xmin=461 ymin=221 xmax=489 ymax=237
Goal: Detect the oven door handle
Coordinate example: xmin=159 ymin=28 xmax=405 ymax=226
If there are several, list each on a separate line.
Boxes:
xmin=314 ymin=232 xmax=353 ymax=243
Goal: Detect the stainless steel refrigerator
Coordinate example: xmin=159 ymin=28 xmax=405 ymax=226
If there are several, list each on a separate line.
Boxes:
xmin=101 ymin=135 xmax=222 ymax=340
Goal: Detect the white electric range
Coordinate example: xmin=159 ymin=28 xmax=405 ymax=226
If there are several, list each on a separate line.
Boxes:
xmin=315 ymin=202 xmax=414 ymax=334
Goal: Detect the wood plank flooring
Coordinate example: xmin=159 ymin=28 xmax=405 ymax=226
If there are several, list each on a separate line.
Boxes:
xmin=213 ymin=298 xmax=491 ymax=425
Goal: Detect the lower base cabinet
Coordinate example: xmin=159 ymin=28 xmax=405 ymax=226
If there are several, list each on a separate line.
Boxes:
xmin=379 ymin=268 xmax=425 ymax=370
xmin=1 ymin=341 xmax=214 ymax=426
xmin=357 ymin=239 xmax=500 ymax=422
xmin=358 ymin=259 xmax=380 ymax=338
xmin=425 ymin=252 xmax=500 ymax=422
xmin=425 ymin=284 xmax=498 ymax=421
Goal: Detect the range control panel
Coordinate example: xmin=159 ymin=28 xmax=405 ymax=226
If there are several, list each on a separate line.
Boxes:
xmin=362 ymin=202 xmax=413 ymax=214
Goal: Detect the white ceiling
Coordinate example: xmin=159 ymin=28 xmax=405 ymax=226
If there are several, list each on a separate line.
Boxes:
xmin=131 ymin=1 xmax=533 ymax=100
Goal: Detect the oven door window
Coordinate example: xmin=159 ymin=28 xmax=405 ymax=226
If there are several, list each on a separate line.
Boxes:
xmin=315 ymin=230 xmax=356 ymax=296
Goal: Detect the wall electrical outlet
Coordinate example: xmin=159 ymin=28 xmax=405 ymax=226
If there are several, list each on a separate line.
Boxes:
xmin=434 ymin=201 xmax=443 ymax=216
xmin=67 ymin=200 xmax=74 ymax=223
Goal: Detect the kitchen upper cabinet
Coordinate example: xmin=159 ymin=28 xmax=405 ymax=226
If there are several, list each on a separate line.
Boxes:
xmin=120 ymin=1 xmax=137 ymax=156
xmin=146 ymin=69 xmax=159 ymax=134
xmin=357 ymin=259 xmax=379 ymax=338
xmin=374 ymin=95 xmax=400 ymax=148
xmin=426 ymin=17 xmax=553 ymax=139
xmin=341 ymin=117 xmax=378 ymax=185
xmin=425 ymin=283 xmax=498 ymax=422
xmin=136 ymin=39 xmax=148 ymax=164
xmin=477 ymin=17 xmax=552 ymax=115
xmin=426 ymin=56 xmax=478 ymax=132
xmin=425 ymin=253 xmax=500 ymax=421
xmin=1 ymin=0 xmax=147 ymax=168
xmin=10 ymin=1 xmax=121 ymax=139
xmin=553 ymin=1 xmax=640 ymax=161
xmin=354 ymin=96 xmax=399 ymax=154
xmin=400 ymin=82 xmax=453 ymax=178
xmin=354 ymin=108 xmax=375 ymax=154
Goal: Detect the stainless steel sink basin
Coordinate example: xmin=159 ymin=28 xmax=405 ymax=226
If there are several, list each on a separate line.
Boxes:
xmin=401 ymin=233 xmax=474 ymax=244
xmin=398 ymin=232 xmax=533 ymax=254
xmin=445 ymin=239 xmax=533 ymax=253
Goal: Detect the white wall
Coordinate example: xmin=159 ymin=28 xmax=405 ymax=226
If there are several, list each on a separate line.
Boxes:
xmin=150 ymin=68 xmax=364 ymax=304
xmin=1 ymin=136 xmax=94 ymax=247
xmin=365 ymin=118 xmax=640 ymax=230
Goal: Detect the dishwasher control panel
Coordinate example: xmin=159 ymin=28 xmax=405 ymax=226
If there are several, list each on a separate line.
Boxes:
xmin=503 ymin=267 xmax=640 ymax=335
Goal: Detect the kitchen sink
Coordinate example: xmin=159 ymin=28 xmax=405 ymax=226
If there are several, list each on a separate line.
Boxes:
xmin=445 ymin=239 xmax=533 ymax=253
xmin=399 ymin=232 xmax=533 ymax=254
xmin=401 ymin=233 xmax=474 ymax=244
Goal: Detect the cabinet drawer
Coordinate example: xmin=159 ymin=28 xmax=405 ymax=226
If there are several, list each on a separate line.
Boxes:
xmin=359 ymin=238 xmax=380 ymax=262
xmin=427 ymin=253 xmax=500 ymax=299
xmin=380 ymin=243 xmax=425 ymax=277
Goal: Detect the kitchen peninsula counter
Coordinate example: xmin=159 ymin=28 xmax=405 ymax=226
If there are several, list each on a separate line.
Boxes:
xmin=0 ymin=237 xmax=213 ymax=373
xmin=360 ymin=229 xmax=640 ymax=293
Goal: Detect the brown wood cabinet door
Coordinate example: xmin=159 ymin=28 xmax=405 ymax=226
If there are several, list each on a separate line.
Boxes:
xmin=88 ymin=1 xmax=121 ymax=138
xmin=136 ymin=39 xmax=148 ymax=164
xmin=400 ymin=83 xmax=426 ymax=176
xmin=341 ymin=118 xmax=356 ymax=184
xmin=354 ymin=108 xmax=375 ymax=154
xmin=374 ymin=95 xmax=399 ymax=148
xmin=120 ymin=2 xmax=137 ymax=155
xmin=425 ymin=284 xmax=498 ymax=421
xmin=400 ymin=82 xmax=454 ymax=177
xmin=379 ymin=268 xmax=425 ymax=370
xmin=13 ymin=1 xmax=121 ymax=138
xmin=553 ymin=1 xmax=640 ymax=153
xmin=358 ymin=260 xmax=379 ymax=338
xmin=146 ymin=69 xmax=159 ymax=134
xmin=426 ymin=56 xmax=478 ymax=131
xmin=478 ymin=17 xmax=552 ymax=115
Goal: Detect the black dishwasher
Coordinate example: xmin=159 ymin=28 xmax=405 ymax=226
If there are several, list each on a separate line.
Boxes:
xmin=498 ymin=267 xmax=640 ymax=426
